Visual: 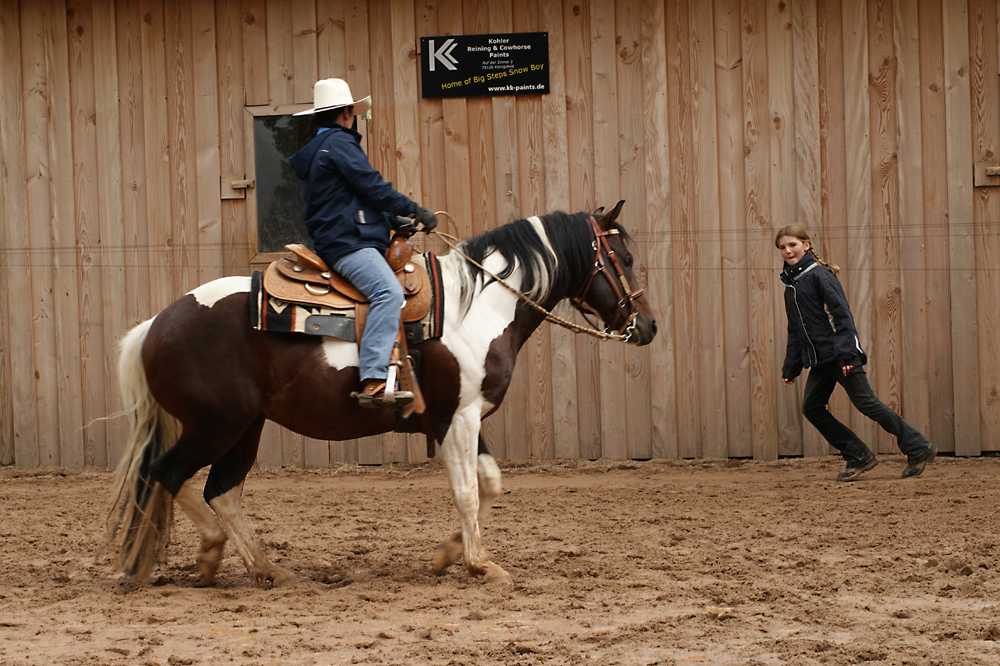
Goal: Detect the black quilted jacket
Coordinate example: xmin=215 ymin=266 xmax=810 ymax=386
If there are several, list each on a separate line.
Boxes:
xmin=779 ymin=252 xmax=868 ymax=380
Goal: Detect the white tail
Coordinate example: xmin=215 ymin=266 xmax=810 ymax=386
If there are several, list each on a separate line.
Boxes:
xmin=106 ymin=318 xmax=177 ymax=583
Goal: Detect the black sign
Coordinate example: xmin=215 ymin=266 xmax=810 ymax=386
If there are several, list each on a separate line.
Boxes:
xmin=420 ymin=32 xmax=549 ymax=99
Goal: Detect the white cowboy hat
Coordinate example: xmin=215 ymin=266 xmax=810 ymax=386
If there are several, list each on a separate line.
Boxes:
xmin=293 ymin=78 xmax=371 ymax=116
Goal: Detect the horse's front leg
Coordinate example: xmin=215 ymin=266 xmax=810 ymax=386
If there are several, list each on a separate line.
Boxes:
xmin=433 ymin=438 xmax=503 ymax=575
xmin=437 ymin=405 xmax=510 ymax=583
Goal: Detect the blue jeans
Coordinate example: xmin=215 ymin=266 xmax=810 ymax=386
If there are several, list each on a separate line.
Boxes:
xmin=333 ymin=248 xmax=403 ymax=382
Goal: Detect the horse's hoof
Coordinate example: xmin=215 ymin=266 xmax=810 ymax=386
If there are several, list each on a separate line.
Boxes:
xmin=253 ymin=565 xmax=293 ymax=589
xmin=196 ymin=560 xmax=223 ymax=587
xmin=196 ymin=537 xmax=226 ymax=585
xmin=112 ymin=575 xmax=142 ymax=594
xmin=431 ymin=537 xmax=464 ymax=575
xmin=431 ymin=551 xmax=450 ymax=576
xmin=253 ymin=572 xmax=275 ymax=589
xmin=470 ymin=561 xmax=512 ymax=585
xmin=483 ymin=562 xmax=512 ymax=585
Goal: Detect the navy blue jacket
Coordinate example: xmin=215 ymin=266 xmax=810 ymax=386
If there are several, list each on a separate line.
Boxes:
xmin=780 ymin=252 xmax=868 ymax=380
xmin=289 ymin=126 xmax=419 ymax=264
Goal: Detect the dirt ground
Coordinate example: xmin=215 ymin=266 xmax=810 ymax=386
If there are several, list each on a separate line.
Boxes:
xmin=1 ymin=455 xmax=999 ymax=665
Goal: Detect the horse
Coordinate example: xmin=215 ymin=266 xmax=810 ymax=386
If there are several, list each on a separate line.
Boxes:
xmin=107 ymin=200 xmax=658 ymax=588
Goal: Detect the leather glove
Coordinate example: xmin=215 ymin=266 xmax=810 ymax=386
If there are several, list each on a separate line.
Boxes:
xmin=415 ymin=207 xmax=438 ymax=232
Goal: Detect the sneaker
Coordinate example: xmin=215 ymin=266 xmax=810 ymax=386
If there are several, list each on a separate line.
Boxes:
xmin=902 ymin=445 xmax=935 ymax=479
xmin=837 ymin=454 xmax=878 ymax=482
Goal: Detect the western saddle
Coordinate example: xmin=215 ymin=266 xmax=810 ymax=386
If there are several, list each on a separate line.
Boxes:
xmin=263 ymin=236 xmax=431 ymax=416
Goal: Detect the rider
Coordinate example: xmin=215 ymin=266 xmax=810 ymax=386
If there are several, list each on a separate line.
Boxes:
xmin=289 ymin=78 xmax=437 ymax=407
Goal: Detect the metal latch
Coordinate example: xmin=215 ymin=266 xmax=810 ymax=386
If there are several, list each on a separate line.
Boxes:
xmin=974 ymin=162 xmax=1000 ymax=187
xmin=221 ymin=177 xmax=256 ymax=200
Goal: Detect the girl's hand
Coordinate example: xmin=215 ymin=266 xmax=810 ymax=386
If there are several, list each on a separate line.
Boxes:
xmin=841 ymin=364 xmax=854 ymax=376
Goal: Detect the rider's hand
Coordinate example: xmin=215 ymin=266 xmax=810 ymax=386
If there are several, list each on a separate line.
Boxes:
xmin=415 ymin=208 xmax=438 ymax=232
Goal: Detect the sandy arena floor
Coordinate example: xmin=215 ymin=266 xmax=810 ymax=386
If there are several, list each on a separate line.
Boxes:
xmin=1 ymin=455 xmax=999 ymax=665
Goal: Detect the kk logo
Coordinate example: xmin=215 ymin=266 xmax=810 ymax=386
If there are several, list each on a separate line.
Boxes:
xmin=428 ymin=38 xmax=459 ymax=72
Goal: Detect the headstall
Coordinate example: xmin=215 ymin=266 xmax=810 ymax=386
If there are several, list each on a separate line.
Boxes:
xmin=571 ymin=216 xmax=645 ymax=342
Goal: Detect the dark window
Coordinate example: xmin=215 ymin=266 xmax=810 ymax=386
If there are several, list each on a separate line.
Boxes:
xmin=252 ymin=114 xmax=314 ymax=253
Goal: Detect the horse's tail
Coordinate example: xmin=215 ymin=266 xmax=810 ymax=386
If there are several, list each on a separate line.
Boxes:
xmin=106 ymin=317 xmax=177 ymax=583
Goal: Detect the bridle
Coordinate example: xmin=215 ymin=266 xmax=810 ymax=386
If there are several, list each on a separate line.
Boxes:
xmin=424 ymin=211 xmax=644 ymax=343
xmin=571 ymin=216 xmax=645 ymax=342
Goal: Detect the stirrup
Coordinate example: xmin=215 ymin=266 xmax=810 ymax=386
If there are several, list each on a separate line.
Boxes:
xmin=351 ymin=382 xmax=415 ymax=409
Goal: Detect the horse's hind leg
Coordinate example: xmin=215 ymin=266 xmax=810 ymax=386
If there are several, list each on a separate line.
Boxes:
xmin=433 ymin=434 xmax=504 ymax=575
xmin=148 ymin=413 xmax=259 ymax=585
xmin=174 ymin=483 xmax=227 ymax=586
xmin=204 ymin=417 xmax=292 ymax=589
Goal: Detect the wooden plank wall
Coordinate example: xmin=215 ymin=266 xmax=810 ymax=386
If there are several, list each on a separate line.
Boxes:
xmin=0 ymin=0 xmax=997 ymax=469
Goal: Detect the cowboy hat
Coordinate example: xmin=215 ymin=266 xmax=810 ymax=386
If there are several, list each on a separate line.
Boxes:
xmin=293 ymin=78 xmax=372 ymax=116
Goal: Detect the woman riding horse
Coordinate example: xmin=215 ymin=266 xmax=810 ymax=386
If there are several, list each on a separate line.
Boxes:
xmin=289 ymin=78 xmax=438 ymax=407
xmin=107 ymin=200 xmax=657 ymax=588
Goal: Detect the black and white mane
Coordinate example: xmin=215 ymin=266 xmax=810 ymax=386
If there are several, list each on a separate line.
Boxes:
xmin=456 ymin=211 xmax=627 ymax=313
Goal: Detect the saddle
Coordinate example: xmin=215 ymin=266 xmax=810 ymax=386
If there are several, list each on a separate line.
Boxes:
xmin=264 ymin=239 xmax=431 ymax=324
xmin=262 ymin=236 xmax=432 ymax=416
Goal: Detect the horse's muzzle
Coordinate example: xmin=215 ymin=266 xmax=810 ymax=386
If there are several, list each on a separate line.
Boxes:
xmin=629 ymin=315 xmax=657 ymax=346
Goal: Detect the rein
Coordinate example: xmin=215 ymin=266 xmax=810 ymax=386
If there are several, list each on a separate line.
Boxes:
xmin=427 ymin=211 xmax=638 ymax=343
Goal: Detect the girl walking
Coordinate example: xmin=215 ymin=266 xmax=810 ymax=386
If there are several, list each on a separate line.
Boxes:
xmin=775 ymin=225 xmax=935 ymax=481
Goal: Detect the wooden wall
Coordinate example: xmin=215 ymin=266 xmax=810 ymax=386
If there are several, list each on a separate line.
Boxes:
xmin=1 ymin=0 xmax=997 ymax=469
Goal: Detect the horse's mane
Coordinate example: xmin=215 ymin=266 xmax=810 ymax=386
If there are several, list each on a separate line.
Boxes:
xmin=455 ymin=211 xmax=626 ymax=316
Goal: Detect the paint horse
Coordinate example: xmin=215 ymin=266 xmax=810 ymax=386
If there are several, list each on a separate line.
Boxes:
xmin=107 ymin=201 xmax=658 ymax=588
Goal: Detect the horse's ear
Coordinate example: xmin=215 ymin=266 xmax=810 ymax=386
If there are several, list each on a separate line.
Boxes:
xmin=598 ymin=200 xmax=625 ymax=228
xmin=592 ymin=206 xmax=605 ymax=216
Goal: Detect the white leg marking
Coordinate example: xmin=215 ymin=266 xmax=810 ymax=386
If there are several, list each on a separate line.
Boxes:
xmin=432 ymin=454 xmax=502 ymax=575
xmin=477 ymin=453 xmax=503 ymax=501
xmin=442 ymin=405 xmax=484 ymax=568
xmin=187 ymin=276 xmax=251 ymax=308
xmin=176 ymin=483 xmax=225 ymax=543
xmin=175 ymin=483 xmax=227 ymax=584
xmin=321 ymin=338 xmax=360 ymax=370
xmin=209 ymin=483 xmax=291 ymax=588
xmin=440 ymin=404 xmax=509 ymax=583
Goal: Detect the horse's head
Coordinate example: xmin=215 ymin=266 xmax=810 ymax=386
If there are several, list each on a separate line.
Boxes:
xmin=572 ymin=200 xmax=658 ymax=346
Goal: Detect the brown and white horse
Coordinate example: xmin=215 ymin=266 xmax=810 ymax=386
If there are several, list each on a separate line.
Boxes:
xmin=107 ymin=201 xmax=657 ymax=588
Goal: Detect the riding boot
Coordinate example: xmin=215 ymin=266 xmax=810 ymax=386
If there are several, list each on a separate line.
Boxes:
xmin=353 ymin=379 xmax=414 ymax=409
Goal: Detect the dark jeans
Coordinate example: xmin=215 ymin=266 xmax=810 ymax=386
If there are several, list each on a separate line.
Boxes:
xmin=802 ymin=363 xmax=929 ymax=463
